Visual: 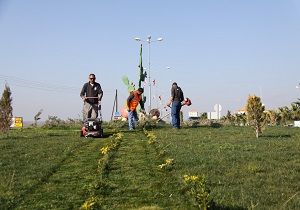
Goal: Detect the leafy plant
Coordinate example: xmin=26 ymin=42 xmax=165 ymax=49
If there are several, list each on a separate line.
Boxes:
xmin=246 ymin=95 xmax=266 ymax=138
xmin=182 ymin=174 xmax=212 ymax=210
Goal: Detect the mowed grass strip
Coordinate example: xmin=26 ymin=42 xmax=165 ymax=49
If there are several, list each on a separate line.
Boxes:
xmin=154 ymin=126 xmax=300 ymax=209
xmin=100 ymin=130 xmax=190 ymax=209
xmin=0 ymin=128 xmax=110 ymax=209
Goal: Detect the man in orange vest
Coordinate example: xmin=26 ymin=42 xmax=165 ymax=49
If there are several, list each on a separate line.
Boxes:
xmin=127 ymin=88 xmax=145 ymax=130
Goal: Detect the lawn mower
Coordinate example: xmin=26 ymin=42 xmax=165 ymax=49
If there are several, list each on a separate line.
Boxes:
xmin=80 ymin=97 xmax=104 ymax=138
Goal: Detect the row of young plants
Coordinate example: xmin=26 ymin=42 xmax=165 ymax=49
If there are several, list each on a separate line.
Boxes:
xmin=186 ymin=95 xmax=296 ymax=139
xmin=143 ymin=128 xmax=213 ymax=210
xmin=80 ymin=132 xmax=124 ymax=210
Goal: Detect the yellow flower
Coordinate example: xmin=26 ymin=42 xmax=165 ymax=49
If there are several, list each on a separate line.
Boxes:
xmin=190 ymin=175 xmax=199 ymax=181
xmin=100 ymin=146 xmax=109 ymax=155
xmin=183 ymin=175 xmax=190 ymax=182
xmin=165 ymin=158 xmax=174 ymax=165
xmin=158 ymin=164 xmax=166 ymax=169
xmin=80 ymin=197 xmax=96 ymax=210
xmin=114 ymin=132 xmax=124 ymax=140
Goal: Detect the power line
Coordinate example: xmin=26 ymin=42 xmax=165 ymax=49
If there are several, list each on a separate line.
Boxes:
xmin=0 ymin=74 xmax=114 ymax=95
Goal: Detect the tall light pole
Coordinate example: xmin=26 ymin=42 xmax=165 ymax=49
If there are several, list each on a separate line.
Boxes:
xmin=134 ymin=35 xmax=163 ymax=112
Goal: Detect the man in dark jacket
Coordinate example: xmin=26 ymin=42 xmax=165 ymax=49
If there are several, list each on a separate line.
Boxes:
xmin=167 ymin=82 xmax=184 ymax=129
xmin=80 ymin=73 xmax=103 ymax=120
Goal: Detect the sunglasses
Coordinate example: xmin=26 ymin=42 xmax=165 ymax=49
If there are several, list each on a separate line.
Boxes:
xmin=89 ymin=78 xmax=95 ymax=80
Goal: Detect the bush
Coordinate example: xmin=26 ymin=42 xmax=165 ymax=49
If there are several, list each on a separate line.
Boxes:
xmin=0 ymin=84 xmax=13 ymax=132
xmin=42 ymin=116 xmax=83 ymax=129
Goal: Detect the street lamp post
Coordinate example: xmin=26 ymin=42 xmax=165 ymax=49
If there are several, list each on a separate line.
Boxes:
xmin=296 ymin=83 xmax=300 ymax=98
xmin=134 ymin=35 xmax=163 ymax=112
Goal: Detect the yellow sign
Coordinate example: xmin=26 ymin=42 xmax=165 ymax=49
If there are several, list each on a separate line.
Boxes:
xmin=11 ymin=117 xmax=23 ymax=128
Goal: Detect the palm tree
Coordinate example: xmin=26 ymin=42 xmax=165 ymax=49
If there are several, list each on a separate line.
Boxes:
xmin=293 ymin=98 xmax=300 ymax=106
xmin=265 ymin=110 xmax=280 ymax=126
xmin=290 ymin=102 xmax=300 ymax=120
xmin=278 ymin=106 xmax=291 ymax=125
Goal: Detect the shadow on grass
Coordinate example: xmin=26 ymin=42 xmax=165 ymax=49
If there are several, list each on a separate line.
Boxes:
xmin=182 ymin=124 xmax=223 ymax=129
xmin=211 ymin=205 xmax=246 ymax=210
xmin=260 ymin=134 xmax=291 ymax=139
xmin=102 ymin=133 xmax=114 ymax=138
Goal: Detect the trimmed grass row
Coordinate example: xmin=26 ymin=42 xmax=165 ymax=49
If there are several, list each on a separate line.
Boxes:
xmin=99 ymin=130 xmax=190 ymax=209
xmin=0 ymin=129 xmax=110 ymax=209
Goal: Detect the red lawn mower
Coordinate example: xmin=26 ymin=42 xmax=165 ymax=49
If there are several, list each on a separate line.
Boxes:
xmin=80 ymin=97 xmax=104 ymax=138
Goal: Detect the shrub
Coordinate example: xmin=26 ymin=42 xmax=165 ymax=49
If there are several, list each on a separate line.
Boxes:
xmin=42 ymin=116 xmax=82 ymax=129
xmin=182 ymin=175 xmax=212 ymax=210
xmin=0 ymin=84 xmax=13 ymax=132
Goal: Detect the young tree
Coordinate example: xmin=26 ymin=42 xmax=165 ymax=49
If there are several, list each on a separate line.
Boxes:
xmin=246 ymin=95 xmax=265 ymax=138
xmin=33 ymin=109 xmax=43 ymax=127
xmin=265 ymin=110 xmax=281 ymax=126
xmin=0 ymin=84 xmax=13 ymax=132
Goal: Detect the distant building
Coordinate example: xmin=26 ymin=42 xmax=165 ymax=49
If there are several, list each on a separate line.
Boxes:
xmin=188 ymin=111 xmax=199 ymax=118
xmin=236 ymin=107 xmax=247 ymax=115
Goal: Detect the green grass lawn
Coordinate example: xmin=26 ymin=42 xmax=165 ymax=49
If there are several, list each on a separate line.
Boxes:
xmin=0 ymin=125 xmax=299 ymax=209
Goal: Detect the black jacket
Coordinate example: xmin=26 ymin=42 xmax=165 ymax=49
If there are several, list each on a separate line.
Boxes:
xmin=171 ymin=85 xmax=184 ymax=102
xmin=80 ymin=82 xmax=103 ymax=104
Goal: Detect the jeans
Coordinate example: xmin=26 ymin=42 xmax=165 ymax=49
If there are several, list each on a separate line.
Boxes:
xmin=128 ymin=110 xmax=138 ymax=130
xmin=171 ymin=101 xmax=182 ymax=128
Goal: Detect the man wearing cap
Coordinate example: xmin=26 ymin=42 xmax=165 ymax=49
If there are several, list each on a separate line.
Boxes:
xmin=127 ymin=88 xmax=145 ymax=130
xmin=80 ymin=73 xmax=103 ymax=120
xmin=167 ymin=82 xmax=184 ymax=129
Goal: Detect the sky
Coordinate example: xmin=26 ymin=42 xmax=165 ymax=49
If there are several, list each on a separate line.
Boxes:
xmin=0 ymin=0 xmax=300 ymax=121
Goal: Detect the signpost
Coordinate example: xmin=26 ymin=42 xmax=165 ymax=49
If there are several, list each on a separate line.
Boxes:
xmin=11 ymin=117 xmax=23 ymax=128
xmin=207 ymin=104 xmax=222 ymax=120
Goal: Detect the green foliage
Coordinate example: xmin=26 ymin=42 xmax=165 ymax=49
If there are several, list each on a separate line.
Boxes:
xmin=183 ymin=175 xmax=212 ymax=210
xmin=290 ymin=100 xmax=300 ymax=120
xmin=278 ymin=106 xmax=292 ymax=125
xmin=265 ymin=110 xmax=281 ymax=126
xmin=199 ymin=112 xmax=208 ymax=120
xmin=246 ymin=95 xmax=266 ymax=138
xmin=42 ymin=116 xmax=82 ymax=129
xmin=0 ymin=84 xmax=13 ymax=132
xmin=104 ymin=120 xmax=127 ymax=131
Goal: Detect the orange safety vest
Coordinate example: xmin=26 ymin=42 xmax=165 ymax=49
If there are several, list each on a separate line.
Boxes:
xmin=128 ymin=90 xmax=142 ymax=111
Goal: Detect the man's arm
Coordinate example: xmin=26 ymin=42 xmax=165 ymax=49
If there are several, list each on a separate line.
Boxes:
xmin=127 ymin=92 xmax=134 ymax=111
xmin=180 ymin=88 xmax=184 ymax=102
xmin=80 ymin=83 xmax=87 ymax=100
xmin=171 ymin=86 xmax=176 ymax=102
xmin=139 ymin=98 xmax=145 ymax=111
xmin=97 ymin=84 xmax=104 ymax=101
